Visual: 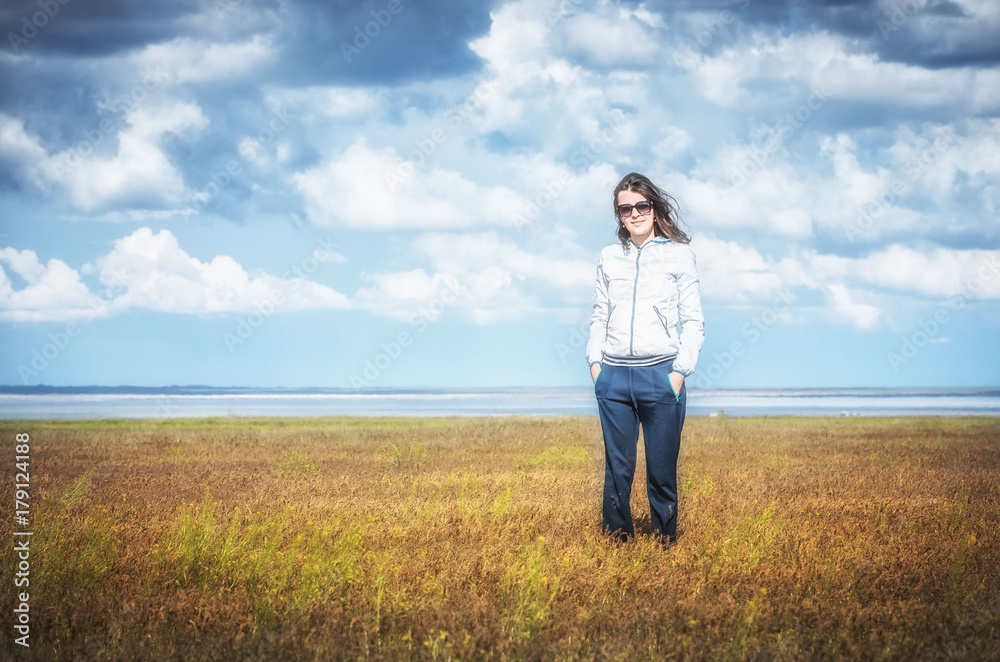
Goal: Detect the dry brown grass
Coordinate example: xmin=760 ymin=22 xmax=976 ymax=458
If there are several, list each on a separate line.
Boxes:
xmin=1 ymin=416 xmax=998 ymax=660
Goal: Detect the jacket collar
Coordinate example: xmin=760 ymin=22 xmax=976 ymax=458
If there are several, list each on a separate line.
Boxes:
xmin=627 ymin=236 xmax=673 ymax=250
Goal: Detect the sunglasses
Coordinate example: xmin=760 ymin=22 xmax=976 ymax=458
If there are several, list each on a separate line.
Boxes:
xmin=617 ymin=201 xmax=653 ymax=217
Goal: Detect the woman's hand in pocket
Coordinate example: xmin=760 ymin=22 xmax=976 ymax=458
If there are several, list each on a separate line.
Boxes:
xmin=668 ymin=371 xmax=685 ymax=396
xmin=591 ymin=363 xmax=602 ymax=384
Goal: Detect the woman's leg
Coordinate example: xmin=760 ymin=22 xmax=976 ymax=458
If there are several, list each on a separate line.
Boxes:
xmin=635 ymin=361 xmax=686 ymax=542
xmin=595 ymin=365 xmax=641 ymax=541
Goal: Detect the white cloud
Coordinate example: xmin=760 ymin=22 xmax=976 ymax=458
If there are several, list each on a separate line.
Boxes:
xmin=683 ymin=238 xmax=1000 ymax=330
xmin=97 ymin=228 xmax=350 ymax=315
xmin=293 ymin=138 xmax=527 ymax=230
xmin=418 ymin=232 xmax=593 ymax=292
xmin=817 ymin=120 xmax=1000 ymax=239
xmin=1 ymin=102 xmax=208 ymax=211
xmin=888 ymin=120 xmax=1000 ymax=212
xmin=969 ymin=68 xmax=1000 ymax=115
xmin=321 ymin=88 xmax=379 ymax=117
xmin=354 ymin=269 xmax=467 ymax=322
xmin=0 ymin=114 xmax=59 ymax=192
xmin=822 ymin=134 xmax=890 ymax=206
xmin=665 ymin=162 xmax=816 ymax=238
xmin=556 ymin=9 xmax=661 ymax=68
xmin=130 ymin=35 xmax=275 ymax=85
xmin=810 ymin=245 xmax=1000 ymax=301
xmin=60 ymin=102 xmax=208 ymax=210
xmin=0 ymin=229 xmax=352 ymax=322
xmin=0 ymin=248 xmax=97 ymax=322
xmin=817 ymin=133 xmax=923 ymax=237
xmin=653 ymin=127 xmax=694 ymax=162
xmin=690 ymin=234 xmax=784 ymax=302
xmin=690 ymin=55 xmax=746 ymax=107
xmin=500 ymin=151 xmax=621 ymax=232
xmin=467 ymin=1 xmax=638 ymax=153
xmin=354 ymin=232 xmax=595 ymax=325
xmin=469 ymin=2 xmax=550 ymax=89
xmin=827 ymin=284 xmax=881 ymax=330
xmin=679 ymin=30 xmax=995 ymax=112
xmin=661 ymin=116 xmax=1000 ymax=242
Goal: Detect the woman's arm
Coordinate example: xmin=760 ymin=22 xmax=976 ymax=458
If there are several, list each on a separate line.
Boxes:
xmin=586 ymin=255 xmax=610 ymax=382
xmin=672 ymin=245 xmax=705 ymax=380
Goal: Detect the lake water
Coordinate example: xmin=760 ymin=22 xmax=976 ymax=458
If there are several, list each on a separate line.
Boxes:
xmin=1 ymin=387 xmax=998 ymax=419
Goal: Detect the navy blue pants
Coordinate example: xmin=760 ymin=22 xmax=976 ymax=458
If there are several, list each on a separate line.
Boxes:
xmin=595 ymin=360 xmax=686 ymax=542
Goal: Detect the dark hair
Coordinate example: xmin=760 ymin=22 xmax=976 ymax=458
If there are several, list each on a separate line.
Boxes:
xmin=613 ymin=172 xmax=690 ymax=249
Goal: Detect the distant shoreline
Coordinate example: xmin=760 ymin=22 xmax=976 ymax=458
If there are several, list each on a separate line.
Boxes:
xmin=2 ymin=386 xmax=999 ymax=419
xmin=3 ymin=385 xmax=1000 ymax=393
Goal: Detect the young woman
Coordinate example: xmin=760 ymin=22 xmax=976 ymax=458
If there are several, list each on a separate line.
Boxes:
xmin=586 ymin=172 xmax=705 ymax=547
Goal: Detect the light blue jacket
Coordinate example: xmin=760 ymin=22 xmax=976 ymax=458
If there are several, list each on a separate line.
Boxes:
xmin=586 ymin=237 xmax=705 ymax=376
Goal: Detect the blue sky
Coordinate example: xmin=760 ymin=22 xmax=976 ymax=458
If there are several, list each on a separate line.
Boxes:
xmin=1 ymin=0 xmax=998 ymax=389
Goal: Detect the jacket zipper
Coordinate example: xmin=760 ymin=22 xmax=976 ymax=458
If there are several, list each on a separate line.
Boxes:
xmin=629 ymin=245 xmax=643 ymax=354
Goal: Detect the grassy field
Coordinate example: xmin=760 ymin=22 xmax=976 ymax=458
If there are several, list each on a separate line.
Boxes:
xmin=1 ymin=415 xmax=998 ymax=660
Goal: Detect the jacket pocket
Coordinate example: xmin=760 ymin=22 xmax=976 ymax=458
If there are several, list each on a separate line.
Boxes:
xmin=652 ymin=305 xmax=671 ymax=338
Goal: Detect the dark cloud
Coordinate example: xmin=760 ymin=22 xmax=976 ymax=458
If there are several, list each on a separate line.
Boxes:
xmin=638 ymin=0 xmax=1000 ymax=69
xmin=2 ymin=0 xmax=209 ymax=57
xmin=3 ymin=0 xmax=495 ymax=87
xmin=272 ymin=0 xmax=494 ymax=85
xmin=0 ymin=56 xmax=109 ymax=151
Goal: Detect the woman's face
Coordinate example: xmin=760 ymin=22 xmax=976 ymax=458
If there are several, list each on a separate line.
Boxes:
xmin=617 ymin=188 xmax=656 ymax=245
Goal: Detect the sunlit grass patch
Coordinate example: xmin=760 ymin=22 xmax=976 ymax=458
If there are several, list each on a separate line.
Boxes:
xmin=521 ymin=439 xmax=593 ymax=469
xmin=375 ymin=437 xmax=427 ymax=469
xmin=164 ymin=443 xmax=191 ymax=463
xmin=679 ymin=464 xmax=717 ymax=498
xmin=33 ymin=469 xmax=120 ymax=593
xmin=154 ymin=494 xmax=365 ymax=620
xmin=273 ymin=450 xmax=318 ymax=476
